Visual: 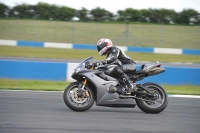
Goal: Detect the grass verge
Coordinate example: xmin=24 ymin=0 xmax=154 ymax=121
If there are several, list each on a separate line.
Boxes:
xmin=0 ymin=46 xmax=200 ymax=63
xmin=0 ymin=19 xmax=199 ymax=49
xmin=0 ymin=78 xmax=69 ymax=91
xmin=0 ymin=78 xmax=200 ymax=95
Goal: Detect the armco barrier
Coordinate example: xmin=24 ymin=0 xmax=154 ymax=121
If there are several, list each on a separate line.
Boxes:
xmin=1 ymin=39 xmax=200 ymax=55
xmin=0 ymin=60 xmax=67 ymax=80
xmin=0 ymin=60 xmax=200 ymax=85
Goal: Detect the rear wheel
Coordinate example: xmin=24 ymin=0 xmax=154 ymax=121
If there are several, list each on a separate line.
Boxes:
xmin=136 ymin=82 xmax=168 ymax=113
xmin=63 ymin=82 xmax=94 ymax=112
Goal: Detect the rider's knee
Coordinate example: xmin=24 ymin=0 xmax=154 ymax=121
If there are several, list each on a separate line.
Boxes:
xmin=112 ymin=66 xmax=124 ymax=76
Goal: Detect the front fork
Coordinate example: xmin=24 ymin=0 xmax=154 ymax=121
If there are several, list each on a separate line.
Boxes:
xmin=77 ymin=78 xmax=87 ymax=97
xmin=77 ymin=66 xmax=94 ymax=97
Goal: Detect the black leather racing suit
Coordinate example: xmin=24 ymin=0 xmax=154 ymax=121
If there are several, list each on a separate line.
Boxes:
xmin=104 ymin=46 xmax=136 ymax=92
xmin=105 ymin=46 xmax=136 ymax=77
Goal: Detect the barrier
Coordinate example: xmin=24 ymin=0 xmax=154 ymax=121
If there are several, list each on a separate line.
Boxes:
xmin=0 ymin=60 xmax=199 ymax=85
xmin=0 ymin=60 xmax=67 ymax=81
xmin=0 ymin=39 xmax=200 ymax=55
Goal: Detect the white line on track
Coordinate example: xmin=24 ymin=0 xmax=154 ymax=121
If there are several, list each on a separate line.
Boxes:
xmin=168 ymin=95 xmax=200 ymax=98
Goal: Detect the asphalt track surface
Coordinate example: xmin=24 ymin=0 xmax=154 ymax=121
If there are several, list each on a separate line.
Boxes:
xmin=0 ymin=90 xmax=200 ymax=133
xmin=1 ymin=56 xmax=200 ymax=68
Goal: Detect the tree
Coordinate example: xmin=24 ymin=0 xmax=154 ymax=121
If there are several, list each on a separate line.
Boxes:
xmin=117 ymin=8 xmax=141 ymax=22
xmin=0 ymin=3 xmax=9 ymax=17
xmin=117 ymin=10 xmax=126 ymax=21
xmin=34 ymin=2 xmax=75 ymax=20
xmin=160 ymin=9 xmax=176 ymax=24
xmin=1 ymin=2 xmax=199 ymax=24
xmin=148 ymin=8 xmax=165 ymax=23
xmin=35 ymin=2 xmax=52 ymax=19
xmin=57 ymin=6 xmax=75 ymax=21
xmin=48 ymin=4 xmax=60 ymax=20
xmin=178 ymin=9 xmax=198 ymax=24
xmin=76 ymin=7 xmax=90 ymax=21
xmin=9 ymin=4 xmax=35 ymax=18
xmin=90 ymin=7 xmax=113 ymax=22
xmin=125 ymin=8 xmax=141 ymax=21
xmin=140 ymin=9 xmax=151 ymax=22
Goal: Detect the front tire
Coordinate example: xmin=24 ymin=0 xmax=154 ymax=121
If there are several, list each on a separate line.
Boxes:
xmin=63 ymin=82 xmax=94 ymax=112
xmin=136 ymin=82 xmax=168 ymax=113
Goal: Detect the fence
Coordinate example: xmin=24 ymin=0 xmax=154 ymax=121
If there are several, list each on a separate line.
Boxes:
xmin=0 ymin=19 xmax=200 ymax=49
xmin=1 ymin=39 xmax=200 ymax=55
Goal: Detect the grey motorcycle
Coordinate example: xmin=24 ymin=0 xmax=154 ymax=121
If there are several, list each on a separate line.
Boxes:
xmin=63 ymin=57 xmax=168 ymax=113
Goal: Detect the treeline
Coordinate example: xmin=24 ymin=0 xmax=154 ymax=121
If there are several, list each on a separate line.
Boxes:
xmin=0 ymin=2 xmax=199 ymax=25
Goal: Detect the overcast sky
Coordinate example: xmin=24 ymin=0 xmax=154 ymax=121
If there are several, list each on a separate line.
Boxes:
xmin=0 ymin=0 xmax=200 ymax=13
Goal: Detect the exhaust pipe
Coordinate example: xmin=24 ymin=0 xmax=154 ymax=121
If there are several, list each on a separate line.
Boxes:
xmin=148 ymin=67 xmax=165 ymax=76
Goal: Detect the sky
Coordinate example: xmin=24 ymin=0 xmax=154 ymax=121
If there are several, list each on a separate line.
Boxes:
xmin=0 ymin=0 xmax=200 ymax=13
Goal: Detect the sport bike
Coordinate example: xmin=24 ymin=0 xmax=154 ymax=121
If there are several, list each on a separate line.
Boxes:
xmin=63 ymin=57 xmax=168 ymax=113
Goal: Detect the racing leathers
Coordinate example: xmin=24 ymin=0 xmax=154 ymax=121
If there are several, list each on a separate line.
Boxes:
xmin=96 ymin=46 xmax=136 ymax=94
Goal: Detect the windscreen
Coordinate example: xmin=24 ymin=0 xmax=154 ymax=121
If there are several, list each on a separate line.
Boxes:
xmin=75 ymin=57 xmax=93 ymax=70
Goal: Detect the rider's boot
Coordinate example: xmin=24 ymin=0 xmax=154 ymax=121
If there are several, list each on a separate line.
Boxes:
xmin=122 ymin=74 xmax=135 ymax=95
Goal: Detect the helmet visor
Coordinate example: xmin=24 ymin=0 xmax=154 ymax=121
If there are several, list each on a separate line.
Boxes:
xmin=99 ymin=47 xmax=107 ymax=56
xmin=97 ymin=42 xmax=107 ymax=52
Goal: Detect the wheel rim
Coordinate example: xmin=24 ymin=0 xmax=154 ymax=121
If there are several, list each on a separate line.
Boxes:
xmin=67 ymin=86 xmax=92 ymax=107
xmin=141 ymin=85 xmax=165 ymax=108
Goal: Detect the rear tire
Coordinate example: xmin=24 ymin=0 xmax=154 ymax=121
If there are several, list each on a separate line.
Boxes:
xmin=63 ymin=82 xmax=94 ymax=112
xmin=136 ymin=82 xmax=168 ymax=113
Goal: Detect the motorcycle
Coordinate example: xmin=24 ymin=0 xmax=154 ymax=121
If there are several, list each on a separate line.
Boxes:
xmin=63 ymin=57 xmax=168 ymax=113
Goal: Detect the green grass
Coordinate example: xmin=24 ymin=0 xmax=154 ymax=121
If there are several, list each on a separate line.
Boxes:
xmin=163 ymin=85 xmax=200 ymax=95
xmin=0 ymin=19 xmax=199 ymax=49
xmin=0 ymin=78 xmax=68 ymax=91
xmin=0 ymin=46 xmax=200 ymax=63
xmin=0 ymin=78 xmax=199 ymax=95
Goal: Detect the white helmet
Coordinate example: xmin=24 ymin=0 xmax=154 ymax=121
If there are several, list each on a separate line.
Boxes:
xmin=96 ymin=38 xmax=113 ymax=56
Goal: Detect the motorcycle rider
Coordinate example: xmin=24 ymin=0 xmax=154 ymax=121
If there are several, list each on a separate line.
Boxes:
xmin=94 ymin=38 xmax=136 ymax=94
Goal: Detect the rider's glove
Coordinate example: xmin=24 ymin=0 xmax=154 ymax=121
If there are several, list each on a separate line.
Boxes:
xmin=93 ymin=60 xmax=107 ymax=67
xmin=93 ymin=62 xmax=101 ymax=67
xmin=100 ymin=60 xmax=107 ymax=65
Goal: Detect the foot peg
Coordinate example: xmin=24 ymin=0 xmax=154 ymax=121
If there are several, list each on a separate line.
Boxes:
xmin=124 ymin=83 xmax=136 ymax=94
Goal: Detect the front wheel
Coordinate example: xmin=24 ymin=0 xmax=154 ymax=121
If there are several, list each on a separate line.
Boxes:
xmin=63 ymin=82 xmax=94 ymax=112
xmin=136 ymin=82 xmax=168 ymax=113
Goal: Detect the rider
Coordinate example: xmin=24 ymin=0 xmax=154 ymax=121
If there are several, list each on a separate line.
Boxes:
xmin=94 ymin=38 xmax=136 ymax=94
